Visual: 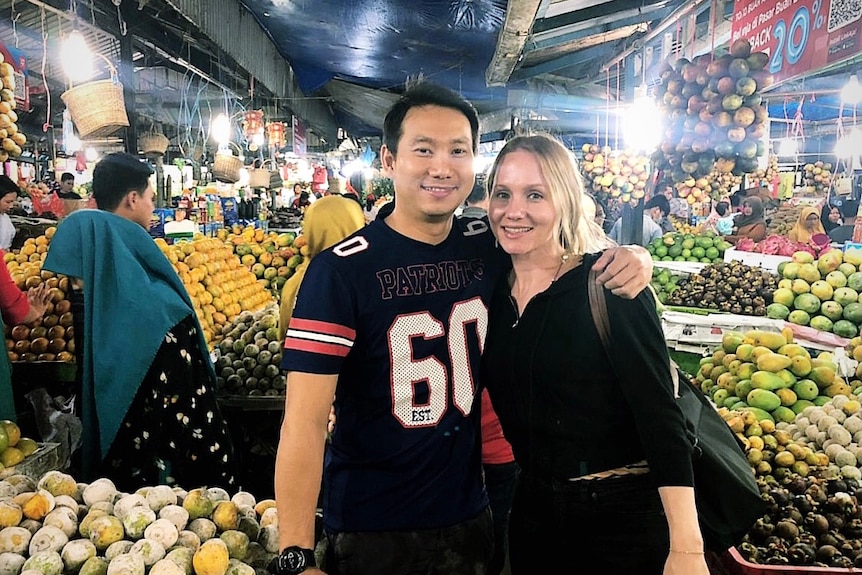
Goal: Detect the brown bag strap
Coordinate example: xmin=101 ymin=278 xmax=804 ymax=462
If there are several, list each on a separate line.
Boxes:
xmin=587 ymin=267 xmax=680 ymax=396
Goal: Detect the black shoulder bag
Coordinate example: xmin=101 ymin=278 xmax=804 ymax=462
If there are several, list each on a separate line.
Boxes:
xmin=587 ymin=268 xmax=765 ymax=552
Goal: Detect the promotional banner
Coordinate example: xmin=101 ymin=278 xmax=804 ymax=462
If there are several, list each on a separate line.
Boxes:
xmin=0 ymin=40 xmax=28 ymax=110
xmin=292 ymin=116 xmax=307 ymax=156
xmin=731 ymin=0 xmax=862 ymax=85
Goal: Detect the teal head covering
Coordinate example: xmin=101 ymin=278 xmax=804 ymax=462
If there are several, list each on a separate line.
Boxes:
xmin=42 ymin=209 xmax=213 ymax=478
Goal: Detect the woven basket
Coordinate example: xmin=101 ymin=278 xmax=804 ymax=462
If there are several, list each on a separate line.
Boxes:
xmin=140 ymin=131 xmax=170 ymax=157
xmin=213 ymin=142 xmax=243 ymax=183
xmin=248 ymin=159 xmax=275 ymax=188
xmin=60 ymin=67 xmax=129 ymax=139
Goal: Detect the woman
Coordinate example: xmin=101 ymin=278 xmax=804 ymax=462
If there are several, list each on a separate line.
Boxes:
xmin=278 ymin=195 xmax=365 ymax=341
xmin=820 ymin=204 xmax=841 ymax=235
xmin=0 ymin=176 xmax=20 ymax=250
xmin=43 ymin=152 xmax=237 ymax=491
xmin=725 ymin=196 xmax=767 ymax=245
xmin=0 ymin=267 xmax=51 ymax=421
xmin=788 ymin=206 xmax=827 ymax=244
xmin=480 ymin=133 xmax=707 ymax=574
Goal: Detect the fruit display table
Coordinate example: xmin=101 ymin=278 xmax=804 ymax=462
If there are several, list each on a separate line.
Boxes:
xmin=724 ymin=248 xmax=792 ymax=274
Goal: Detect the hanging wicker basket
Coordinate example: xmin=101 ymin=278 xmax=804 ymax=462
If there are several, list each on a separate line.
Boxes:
xmin=60 ymin=64 xmax=129 ymax=139
xmin=139 ymin=129 xmax=170 ymax=157
xmin=213 ymin=142 xmax=244 ymax=183
xmin=249 ymin=159 xmax=276 ymax=188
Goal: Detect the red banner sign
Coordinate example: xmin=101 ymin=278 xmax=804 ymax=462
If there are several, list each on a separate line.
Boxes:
xmin=731 ymin=0 xmax=862 ymax=85
xmin=292 ymin=116 xmax=307 ymax=156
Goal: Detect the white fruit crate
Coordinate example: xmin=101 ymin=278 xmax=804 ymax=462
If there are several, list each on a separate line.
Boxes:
xmin=723 ymin=248 xmax=791 ymax=273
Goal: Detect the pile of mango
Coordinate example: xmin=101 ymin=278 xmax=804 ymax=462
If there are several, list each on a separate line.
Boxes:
xmin=768 ymin=250 xmax=862 ymax=338
xmin=3 ymin=227 xmax=77 ymax=364
xmin=155 ymin=236 xmax=274 ymax=349
xmin=578 ymin=144 xmax=650 ymax=204
xmin=766 ymin=203 xmax=804 ymax=236
xmin=647 ymin=231 xmax=732 ymax=263
xmin=217 ymin=225 xmax=305 ymax=301
xmin=0 ymin=420 xmax=40 ymax=474
xmin=0 ymin=471 xmax=287 ymax=575
xmin=694 ymin=329 xmax=854 ymax=426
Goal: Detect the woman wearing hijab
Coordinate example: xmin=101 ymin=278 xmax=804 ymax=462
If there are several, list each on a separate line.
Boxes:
xmin=42 ymin=153 xmax=237 ymax=491
xmin=278 ymin=195 xmax=366 ymax=341
xmin=821 ymin=203 xmax=842 ymax=235
xmin=788 ymin=206 xmax=827 ymax=244
xmin=725 ymin=196 xmax=767 ymax=245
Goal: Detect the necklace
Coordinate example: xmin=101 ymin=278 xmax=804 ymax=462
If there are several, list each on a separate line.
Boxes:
xmin=549 ymin=255 xmax=568 ymax=285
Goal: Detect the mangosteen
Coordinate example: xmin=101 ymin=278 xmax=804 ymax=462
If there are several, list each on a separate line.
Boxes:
xmin=743 ymin=305 xmax=755 ymax=315
xmin=771 ymin=488 xmax=790 ymax=506
xmin=754 ymin=305 xmax=767 ymax=316
xmin=752 ymin=296 xmax=766 ymax=307
xmin=738 ymin=542 xmax=761 ymax=562
xmin=820 ymin=531 xmax=841 ymax=547
xmin=731 ymin=303 xmax=743 ymax=314
xmin=832 ymin=555 xmax=854 ymax=568
xmin=817 ymin=544 xmax=841 ymax=563
xmin=799 ymin=533 xmax=818 ymax=547
xmin=807 ymin=484 xmax=828 ymax=504
xmin=787 ymin=508 xmax=803 ymax=524
xmin=829 ymin=478 xmax=849 ymax=495
xmin=775 ymin=520 xmax=799 ymax=540
xmin=765 ymin=555 xmax=789 ymax=565
xmin=751 ymin=518 xmax=775 ymax=540
xmin=788 ymin=477 xmax=808 ymax=495
xmin=788 ymin=542 xmax=817 ymax=564
xmin=808 ymin=513 xmax=830 ymax=535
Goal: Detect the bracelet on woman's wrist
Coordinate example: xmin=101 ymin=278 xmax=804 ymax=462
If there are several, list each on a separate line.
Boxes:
xmin=670 ymin=549 xmax=704 ymax=555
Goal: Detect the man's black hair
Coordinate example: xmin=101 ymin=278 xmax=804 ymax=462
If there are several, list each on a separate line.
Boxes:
xmin=715 ymin=201 xmax=729 ymax=217
xmin=382 ymin=81 xmax=480 ymax=156
xmin=645 ymin=194 xmax=670 ymax=216
xmin=60 ymin=172 xmax=75 ymax=183
xmin=92 ymin=153 xmax=153 ymax=211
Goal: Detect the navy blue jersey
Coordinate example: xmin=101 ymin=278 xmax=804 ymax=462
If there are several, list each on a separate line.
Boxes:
xmin=282 ymin=216 xmax=507 ymax=532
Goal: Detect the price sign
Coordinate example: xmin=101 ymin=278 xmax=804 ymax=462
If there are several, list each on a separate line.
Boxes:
xmin=731 ymin=0 xmax=862 ymax=85
xmin=0 ymin=41 xmax=28 ymax=110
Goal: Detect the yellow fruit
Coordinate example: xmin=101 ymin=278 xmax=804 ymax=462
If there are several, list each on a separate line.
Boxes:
xmin=1 ymin=420 xmax=21 ymax=447
xmin=0 ymin=500 xmax=22 ymax=527
xmin=21 ymin=489 xmax=55 ymax=520
xmin=211 ymin=501 xmax=239 ymax=532
xmin=192 ymin=539 xmax=230 ymax=575
xmin=0 ymin=445 xmax=23 ymax=467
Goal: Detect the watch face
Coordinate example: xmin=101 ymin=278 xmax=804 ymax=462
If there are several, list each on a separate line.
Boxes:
xmin=284 ymin=550 xmax=307 ymax=571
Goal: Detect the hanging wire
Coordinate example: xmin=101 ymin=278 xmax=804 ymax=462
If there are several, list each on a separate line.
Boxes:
xmin=614 ymin=60 xmax=621 ymax=149
xmin=11 ymin=0 xmax=21 ymax=48
xmin=39 ymin=7 xmax=51 ymax=133
xmin=604 ymin=69 xmax=611 ymax=148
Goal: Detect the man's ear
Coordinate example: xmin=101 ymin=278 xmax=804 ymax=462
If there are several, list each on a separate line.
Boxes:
xmin=124 ymin=190 xmax=139 ymax=208
xmin=380 ymin=145 xmax=395 ymax=173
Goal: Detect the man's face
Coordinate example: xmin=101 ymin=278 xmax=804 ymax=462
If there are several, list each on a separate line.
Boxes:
xmin=381 ymin=105 xmax=475 ymax=223
xmin=129 ymin=183 xmax=156 ymax=229
xmin=650 ymin=206 xmax=662 ymax=222
xmin=60 ymin=178 xmax=74 ymax=193
xmin=662 ymin=186 xmax=673 ymax=200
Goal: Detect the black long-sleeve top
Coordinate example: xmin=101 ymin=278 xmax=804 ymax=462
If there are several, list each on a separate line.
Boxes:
xmin=480 ymin=252 xmax=694 ymax=487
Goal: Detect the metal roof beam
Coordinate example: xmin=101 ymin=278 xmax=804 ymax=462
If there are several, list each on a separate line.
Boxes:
xmin=485 ymin=0 xmax=544 ymax=87
xmin=533 ymin=0 xmax=672 ymax=33
xmin=528 ymin=3 xmax=675 ymax=52
xmin=511 ymin=43 xmax=616 ymax=82
xmin=162 ymin=0 xmax=338 ymax=143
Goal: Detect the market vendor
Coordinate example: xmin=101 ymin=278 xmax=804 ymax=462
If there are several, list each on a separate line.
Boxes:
xmin=42 ymin=152 xmax=237 ymax=491
xmin=0 ymin=269 xmax=51 ymax=421
xmin=787 ymin=206 xmax=826 ymax=244
xmin=0 ymin=176 xmax=20 ymax=250
xmin=724 ymin=196 xmax=767 ymax=245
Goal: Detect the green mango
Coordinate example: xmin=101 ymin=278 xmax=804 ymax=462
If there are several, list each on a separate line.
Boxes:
xmin=735 ymin=379 xmax=753 ymax=399
xmin=741 ymin=406 xmax=775 ymax=423
xmin=751 ymin=371 xmax=786 ymax=391
xmin=747 ymin=388 xmax=782 ymax=412
xmin=771 ymin=406 xmax=797 ymax=423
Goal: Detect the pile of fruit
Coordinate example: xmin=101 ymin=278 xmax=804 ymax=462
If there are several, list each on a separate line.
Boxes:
xmin=0 ymin=420 xmax=40 ymax=473
xmin=766 ymin=203 xmax=804 ymax=236
xmin=735 ymin=234 xmax=826 ymax=258
xmin=801 ymin=161 xmax=834 ymax=197
xmin=156 ymin=236 xmax=274 ymax=348
xmin=217 ymin=225 xmax=305 ymax=300
xmin=649 ymin=268 xmax=684 ymax=305
xmin=668 ymin=215 xmax=698 ymax=235
xmin=214 ymin=306 xmax=286 ymax=397
xmin=651 ymin=38 xmax=773 ymax=185
xmin=646 ymin=231 xmax=732 ymax=263
xmin=768 ymin=250 xmax=862 ymax=337
xmin=3 ymin=228 xmax=76 ymax=363
xmin=0 ymin=472 xmax=286 ymax=575
xmin=0 ymin=54 xmax=25 ymax=162
xmin=665 ymin=261 xmax=776 ymax=315
xmin=578 ymin=145 xmax=650 ymax=204
xmin=749 ymin=153 xmax=780 ymax=190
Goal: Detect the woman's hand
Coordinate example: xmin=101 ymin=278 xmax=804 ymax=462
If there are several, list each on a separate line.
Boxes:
xmin=664 ymin=551 xmax=709 ymax=575
xmin=592 ymin=245 xmax=653 ymax=299
xmin=23 ymin=284 xmax=52 ymax=323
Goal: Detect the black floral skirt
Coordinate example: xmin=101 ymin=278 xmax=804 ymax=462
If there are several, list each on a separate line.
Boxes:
xmin=99 ymin=315 xmax=237 ymax=491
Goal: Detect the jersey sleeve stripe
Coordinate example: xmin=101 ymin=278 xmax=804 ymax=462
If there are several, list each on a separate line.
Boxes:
xmin=284 ymin=328 xmax=354 ymax=348
xmin=284 ymin=336 xmax=352 ymax=357
xmin=290 ymin=317 xmax=356 ymax=340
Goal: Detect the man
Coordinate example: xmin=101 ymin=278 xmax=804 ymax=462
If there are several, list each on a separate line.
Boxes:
xmin=273 ymin=81 xmax=652 ymax=575
xmin=829 ymin=199 xmax=859 ymax=243
xmin=57 ymin=172 xmax=80 ymax=199
xmin=608 ymin=199 xmax=663 ymax=247
xmin=43 ymin=153 xmax=236 ymax=490
xmin=646 ymin=194 xmax=675 ymax=234
xmin=460 ymin=179 xmax=489 ymax=219
xmin=663 ymin=183 xmax=690 ymax=220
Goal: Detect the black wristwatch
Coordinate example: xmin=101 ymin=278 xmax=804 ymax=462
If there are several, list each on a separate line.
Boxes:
xmin=269 ymin=546 xmax=316 ymax=575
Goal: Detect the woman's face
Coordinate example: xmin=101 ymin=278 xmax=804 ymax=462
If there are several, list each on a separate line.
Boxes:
xmin=805 ymin=213 xmax=819 ymax=229
xmin=0 ymin=192 xmax=17 ymax=214
xmin=829 ymin=207 xmax=841 ymax=223
xmin=742 ymin=202 xmax=754 ymax=216
xmin=488 ymin=149 xmax=558 ymax=260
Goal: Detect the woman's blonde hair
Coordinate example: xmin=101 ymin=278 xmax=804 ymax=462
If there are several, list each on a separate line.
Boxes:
xmin=486 ymin=133 xmax=615 ymax=255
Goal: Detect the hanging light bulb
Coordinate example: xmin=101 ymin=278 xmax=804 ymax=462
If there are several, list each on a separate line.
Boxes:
xmin=62 ymin=30 xmax=94 ymax=82
xmin=211 ymin=114 xmax=231 ymax=145
xmin=842 ymin=74 xmax=862 ymax=104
